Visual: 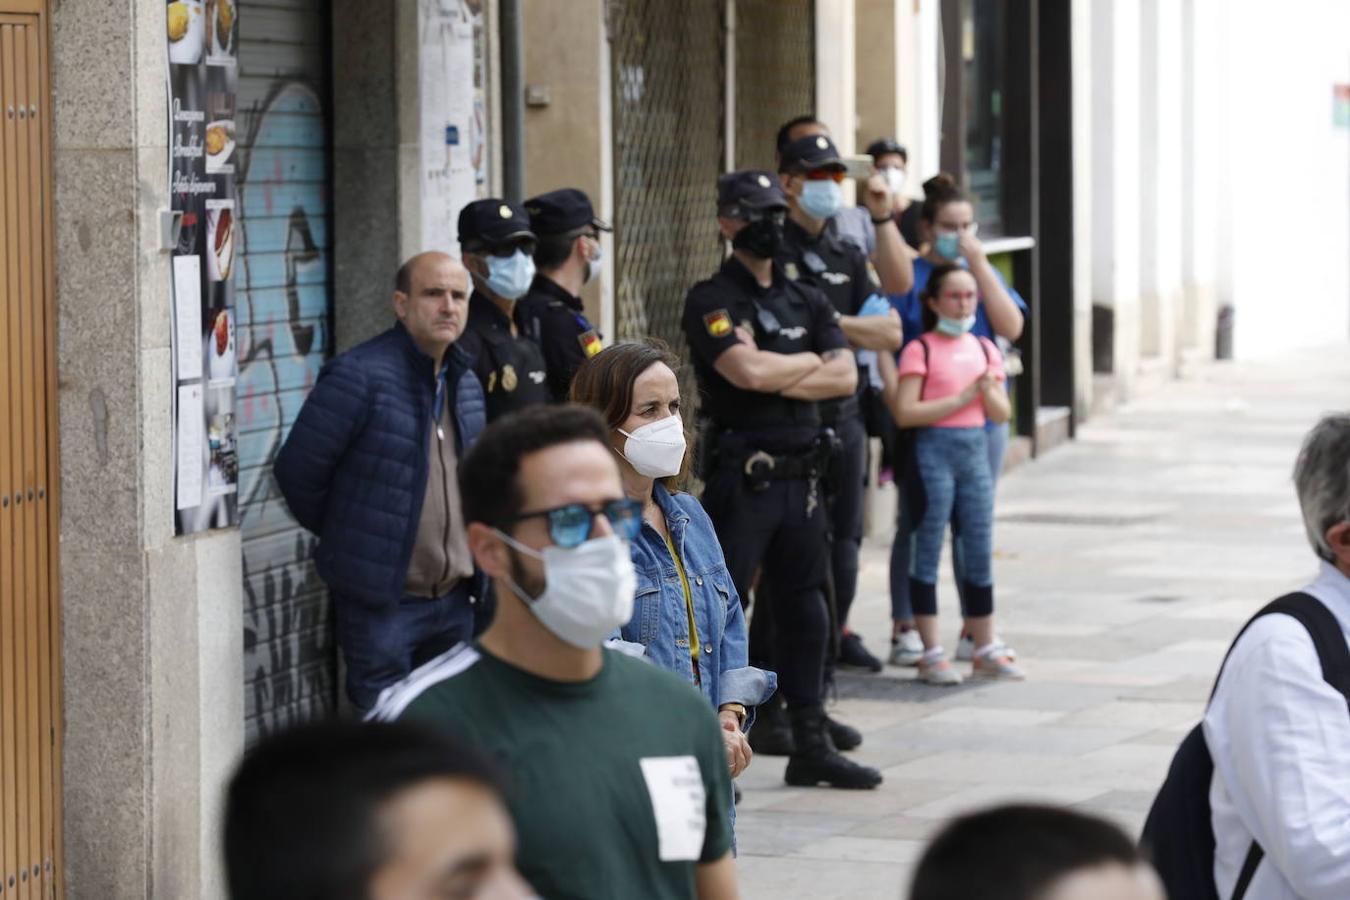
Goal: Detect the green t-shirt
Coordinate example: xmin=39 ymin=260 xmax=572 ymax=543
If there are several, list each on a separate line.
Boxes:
xmin=376 ymin=644 xmax=734 ymax=900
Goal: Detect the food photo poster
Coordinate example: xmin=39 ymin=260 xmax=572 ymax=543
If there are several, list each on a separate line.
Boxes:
xmin=168 ymin=0 xmax=241 ymax=533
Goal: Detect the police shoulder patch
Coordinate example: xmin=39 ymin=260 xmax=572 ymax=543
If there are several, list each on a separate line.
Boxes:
xmin=703 ymin=309 xmax=733 ymax=338
xmin=578 ymin=329 xmax=603 ymax=357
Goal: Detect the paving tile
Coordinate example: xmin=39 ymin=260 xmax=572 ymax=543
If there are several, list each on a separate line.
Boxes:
xmin=735 ymin=344 xmax=1350 ymax=897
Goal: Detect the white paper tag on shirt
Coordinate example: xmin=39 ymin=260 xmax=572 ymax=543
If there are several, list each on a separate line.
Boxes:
xmin=639 ymin=755 xmax=707 ymax=861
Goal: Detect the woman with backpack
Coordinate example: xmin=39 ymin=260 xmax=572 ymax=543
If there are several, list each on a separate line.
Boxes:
xmin=885 ymin=173 xmax=1027 ymax=670
xmin=881 ymin=264 xmax=1023 ymax=684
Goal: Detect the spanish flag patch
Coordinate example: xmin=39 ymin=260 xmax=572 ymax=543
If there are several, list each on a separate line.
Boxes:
xmin=578 ymin=329 xmax=603 ymax=357
xmin=703 ymin=309 xmax=733 ymax=338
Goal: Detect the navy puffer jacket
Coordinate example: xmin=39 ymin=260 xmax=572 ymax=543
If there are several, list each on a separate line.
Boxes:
xmin=275 ymin=322 xmax=486 ymax=606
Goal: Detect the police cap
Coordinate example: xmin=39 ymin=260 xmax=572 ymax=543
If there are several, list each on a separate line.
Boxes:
xmin=778 ymin=134 xmax=846 ymax=174
xmin=458 ymin=199 xmax=537 ymax=253
xmin=524 ymin=188 xmax=612 ymax=237
xmin=717 ymin=170 xmax=788 ymax=218
xmin=865 ymin=137 xmax=908 ymax=161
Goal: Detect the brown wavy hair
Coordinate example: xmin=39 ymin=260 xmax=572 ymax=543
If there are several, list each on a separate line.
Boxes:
xmin=568 ymin=339 xmax=691 ymax=491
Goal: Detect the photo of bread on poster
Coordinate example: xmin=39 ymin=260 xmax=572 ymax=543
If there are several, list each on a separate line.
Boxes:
xmin=205 ymin=0 xmax=238 ymax=63
xmin=167 ymin=1 xmax=206 ymax=65
xmin=205 ymin=199 xmax=235 ymax=282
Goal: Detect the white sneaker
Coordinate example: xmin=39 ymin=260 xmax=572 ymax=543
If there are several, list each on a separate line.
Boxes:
xmin=888 ymin=630 xmax=924 ymax=667
xmin=971 ymin=647 xmax=1026 ymax=681
xmin=917 ymin=654 xmax=964 ymax=685
xmin=955 ymin=633 xmax=1017 ymax=662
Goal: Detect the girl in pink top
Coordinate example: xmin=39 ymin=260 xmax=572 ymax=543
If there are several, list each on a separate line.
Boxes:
xmin=883 ymin=266 xmax=1023 ymax=684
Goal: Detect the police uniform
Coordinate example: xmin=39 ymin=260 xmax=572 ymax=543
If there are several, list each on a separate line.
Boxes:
xmin=457 ymin=199 xmax=550 ymax=422
xmin=683 ymin=169 xmax=881 ymax=790
xmin=517 ymin=188 xmax=611 ymax=402
xmin=777 ymin=134 xmax=878 ymax=649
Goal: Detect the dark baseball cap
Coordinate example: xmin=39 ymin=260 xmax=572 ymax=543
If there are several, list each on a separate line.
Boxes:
xmin=524 ymin=188 xmax=612 ymax=237
xmin=457 ymin=199 xmax=537 ymax=253
xmin=865 ymin=137 xmax=908 ymax=161
xmin=717 ymin=170 xmax=788 ymax=217
xmin=778 ymin=134 xmax=846 ymax=174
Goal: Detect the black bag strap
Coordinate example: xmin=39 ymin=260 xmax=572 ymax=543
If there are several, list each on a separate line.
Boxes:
xmin=1211 ymin=591 xmax=1350 ymax=900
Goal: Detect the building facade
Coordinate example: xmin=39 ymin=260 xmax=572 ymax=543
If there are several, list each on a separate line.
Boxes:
xmin=1 ymin=0 xmax=1346 ymax=896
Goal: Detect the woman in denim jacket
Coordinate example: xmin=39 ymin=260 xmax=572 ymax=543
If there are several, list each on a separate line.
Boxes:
xmin=571 ymin=341 xmax=778 ymax=789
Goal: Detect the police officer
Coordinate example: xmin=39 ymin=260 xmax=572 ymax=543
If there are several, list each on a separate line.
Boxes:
xmin=457 ymin=199 xmax=550 ymax=421
xmin=517 ymin=188 xmax=611 ymax=402
xmin=682 ymin=170 xmax=882 ymax=790
xmin=776 ymin=134 xmax=903 ymax=676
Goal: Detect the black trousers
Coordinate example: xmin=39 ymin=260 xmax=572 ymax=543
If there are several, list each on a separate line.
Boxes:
xmin=828 ymin=414 xmax=867 ymax=628
xmin=701 ymin=465 xmax=829 ymax=708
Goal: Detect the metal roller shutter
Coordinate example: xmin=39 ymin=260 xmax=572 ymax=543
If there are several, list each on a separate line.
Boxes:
xmin=235 ymin=0 xmax=335 ymax=745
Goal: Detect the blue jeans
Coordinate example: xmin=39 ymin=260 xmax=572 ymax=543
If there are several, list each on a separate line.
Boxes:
xmin=890 ymin=423 xmax=1005 ymax=621
xmin=334 ymin=582 xmax=476 ymax=714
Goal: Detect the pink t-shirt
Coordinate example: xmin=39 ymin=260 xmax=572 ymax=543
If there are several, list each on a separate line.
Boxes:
xmin=897 ymin=333 xmax=1006 ymax=428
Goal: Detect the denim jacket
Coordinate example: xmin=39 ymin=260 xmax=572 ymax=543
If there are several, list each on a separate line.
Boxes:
xmin=617 ymin=483 xmax=777 ymax=723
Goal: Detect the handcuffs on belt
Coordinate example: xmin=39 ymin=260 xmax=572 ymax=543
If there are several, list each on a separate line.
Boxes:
xmin=742 ymin=449 xmax=821 ymax=517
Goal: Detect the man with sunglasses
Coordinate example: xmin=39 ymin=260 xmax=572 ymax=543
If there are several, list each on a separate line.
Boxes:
xmin=768 ymin=134 xmax=904 ymax=690
xmin=457 ymin=199 xmax=551 ymax=422
xmin=517 ymin=188 xmax=613 ymax=402
xmin=680 ymin=170 xmax=883 ymax=790
xmin=370 ymin=405 xmax=740 ymax=900
xmin=275 ymin=252 xmax=486 ymax=714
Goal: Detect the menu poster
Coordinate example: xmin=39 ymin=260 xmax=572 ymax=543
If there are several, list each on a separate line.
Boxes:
xmin=168 ymin=0 xmax=241 ymax=533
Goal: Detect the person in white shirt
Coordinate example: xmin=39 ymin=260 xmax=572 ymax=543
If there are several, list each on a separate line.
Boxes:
xmin=1203 ymin=413 xmax=1350 ymax=899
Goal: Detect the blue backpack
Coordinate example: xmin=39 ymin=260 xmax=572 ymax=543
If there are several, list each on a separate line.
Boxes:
xmin=1140 ymin=591 xmax=1350 ymax=900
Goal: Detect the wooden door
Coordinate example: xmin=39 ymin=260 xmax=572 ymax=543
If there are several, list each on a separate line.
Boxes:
xmin=0 ymin=3 xmax=61 ymax=898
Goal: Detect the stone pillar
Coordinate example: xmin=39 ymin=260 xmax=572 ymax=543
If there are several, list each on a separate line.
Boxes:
xmin=853 ymin=0 xmax=897 ymax=150
xmin=815 ymin=0 xmax=857 ymax=156
xmin=1138 ymin=0 xmax=1183 ymax=371
xmin=1089 ymin=0 xmax=1141 ymax=397
xmin=1180 ymin=0 xmax=1220 ymax=363
xmin=1070 ymin=0 xmax=1095 ymax=419
xmin=52 ymin=1 xmax=243 ymax=896
xmin=521 ymin=0 xmax=610 ymax=329
xmin=331 ymin=0 xmax=410 ymax=352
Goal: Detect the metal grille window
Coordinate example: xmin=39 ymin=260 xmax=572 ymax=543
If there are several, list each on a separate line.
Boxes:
xmin=734 ymin=0 xmax=815 ymax=170
xmin=610 ymin=0 xmax=725 ymax=356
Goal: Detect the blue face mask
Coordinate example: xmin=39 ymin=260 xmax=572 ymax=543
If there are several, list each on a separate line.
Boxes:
xmin=934 ymin=231 xmax=961 ymax=260
xmin=798 ymin=180 xmax=843 ymax=220
xmin=935 ymin=314 xmax=976 ymax=337
xmin=483 ymin=249 xmax=536 ymax=300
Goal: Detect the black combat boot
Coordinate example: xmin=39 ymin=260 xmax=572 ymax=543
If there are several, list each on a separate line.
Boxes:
xmin=784 ymin=704 xmax=883 ymax=789
xmin=826 ymin=715 xmax=863 ymax=751
xmin=747 ymin=691 xmax=795 ymax=756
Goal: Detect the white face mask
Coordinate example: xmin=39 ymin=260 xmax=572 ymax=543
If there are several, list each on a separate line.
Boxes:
xmin=493 ymin=531 xmax=636 ymax=649
xmin=617 ymin=415 xmax=686 ymax=478
xmin=881 ymin=167 xmax=906 ymax=197
xmin=584 ymin=240 xmax=604 ymax=285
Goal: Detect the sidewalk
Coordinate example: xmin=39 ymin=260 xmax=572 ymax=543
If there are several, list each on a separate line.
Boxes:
xmin=735 ymin=342 xmax=1350 ymax=899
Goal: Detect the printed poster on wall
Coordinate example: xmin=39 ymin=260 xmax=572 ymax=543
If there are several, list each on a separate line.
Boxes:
xmin=420 ymin=0 xmax=491 ymax=254
xmin=167 ymin=0 xmax=241 ymax=533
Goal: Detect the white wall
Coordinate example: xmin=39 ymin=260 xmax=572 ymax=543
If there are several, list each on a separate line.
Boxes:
xmin=1221 ymin=0 xmax=1350 ymax=357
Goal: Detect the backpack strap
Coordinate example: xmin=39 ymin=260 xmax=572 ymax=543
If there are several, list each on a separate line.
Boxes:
xmin=1212 ymin=591 xmax=1350 ymax=900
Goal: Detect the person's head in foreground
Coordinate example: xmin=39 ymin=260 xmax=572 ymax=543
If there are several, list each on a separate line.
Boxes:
xmin=460 ymin=403 xmax=641 ymax=651
xmin=1295 ymin=413 xmax=1350 ymax=577
xmin=224 ymin=719 xmax=532 ymax=900
xmin=908 ymin=804 xmax=1165 ymax=900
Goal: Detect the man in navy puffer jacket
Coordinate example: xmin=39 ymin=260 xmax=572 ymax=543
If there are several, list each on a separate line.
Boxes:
xmin=276 ymin=252 xmax=487 ymax=712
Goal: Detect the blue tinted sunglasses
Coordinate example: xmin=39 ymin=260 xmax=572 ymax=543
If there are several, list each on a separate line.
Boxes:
xmin=512 ymin=499 xmax=643 ymax=549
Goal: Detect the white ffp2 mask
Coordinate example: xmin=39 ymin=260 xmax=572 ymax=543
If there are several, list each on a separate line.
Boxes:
xmin=493 ymin=531 xmax=637 ymax=649
xmin=617 ymin=416 xmax=687 ymax=479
